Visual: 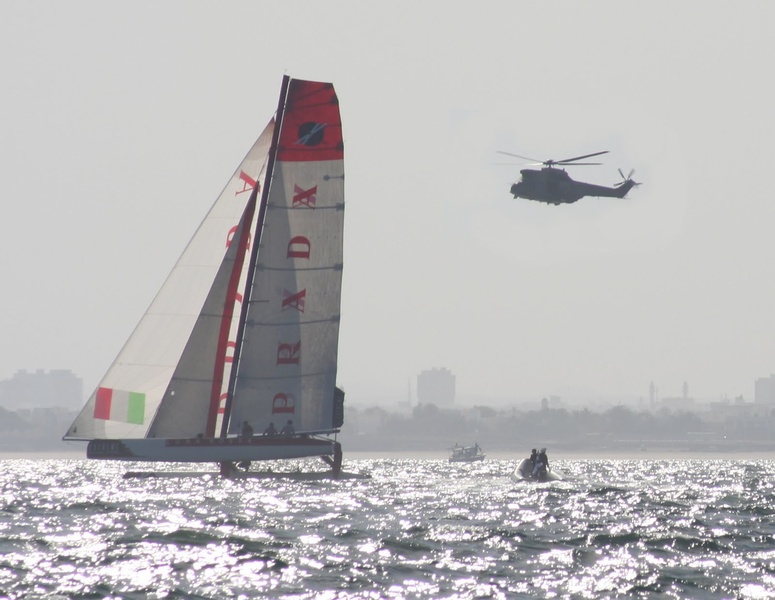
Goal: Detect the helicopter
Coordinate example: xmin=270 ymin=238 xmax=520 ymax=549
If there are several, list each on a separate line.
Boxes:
xmin=497 ymin=150 xmax=639 ymax=205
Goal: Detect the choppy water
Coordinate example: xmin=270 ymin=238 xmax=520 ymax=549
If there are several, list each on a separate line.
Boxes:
xmin=1 ymin=458 xmax=775 ymax=599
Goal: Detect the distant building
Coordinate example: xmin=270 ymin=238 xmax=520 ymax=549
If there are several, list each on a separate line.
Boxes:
xmin=661 ymin=396 xmax=695 ymax=410
xmin=649 ymin=381 xmax=658 ymax=407
xmin=0 ymin=369 xmax=83 ymax=410
xmin=755 ymin=374 xmax=775 ymax=405
xmin=417 ymin=367 xmax=455 ymax=406
xmin=658 ymin=381 xmax=695 ymax=410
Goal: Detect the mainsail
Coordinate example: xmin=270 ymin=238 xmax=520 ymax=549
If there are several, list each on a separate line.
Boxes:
xmin=65 ymin=77 xmax=345 ymax=466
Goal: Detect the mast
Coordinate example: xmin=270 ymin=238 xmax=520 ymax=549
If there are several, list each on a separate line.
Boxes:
xmin=218 ymin=75 xmax=291 ymax=439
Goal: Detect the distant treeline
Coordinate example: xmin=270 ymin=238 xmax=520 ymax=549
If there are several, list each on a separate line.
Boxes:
xmin=339 ymin=403 xmax=775 ymax=453
xmin=3 ymin=401 xmax=773 ymax=455
xmin=0 ymin=405 xmax=78 ymax=452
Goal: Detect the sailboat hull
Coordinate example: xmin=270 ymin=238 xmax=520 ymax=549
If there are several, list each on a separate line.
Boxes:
xmin=87 ymin=436 xmax=335 ymax=462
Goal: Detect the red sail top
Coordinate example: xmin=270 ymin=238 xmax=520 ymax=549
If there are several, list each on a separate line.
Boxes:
xmin=277 ymin=79 xmax=344 ymax=162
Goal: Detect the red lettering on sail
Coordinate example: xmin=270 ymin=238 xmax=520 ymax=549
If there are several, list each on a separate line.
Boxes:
xmin=226 ymin=227 xmax=251 ymax=249
xmin=271 ymin=393 xmax=296 ymax=414
xmin=218 ymin=392 xmax=228 ymax=414
xmin=287 ymin=236 xmax=311 ymax=259
xmin=276 ymin=341 xmax=301 ymax=365
xmin=226 ymin=226 xmax=238 ymax=247
xmin=292 ymin=185 xmax=317 ymax=208
xmin=236 ymin=171 xmax=257 ymax=195
xmin=282 ymin=289 xmax=306 ymax=312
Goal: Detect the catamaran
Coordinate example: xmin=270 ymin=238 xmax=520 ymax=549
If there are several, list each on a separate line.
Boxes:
xmin=64 ymin=76 xmax=348 ymax=478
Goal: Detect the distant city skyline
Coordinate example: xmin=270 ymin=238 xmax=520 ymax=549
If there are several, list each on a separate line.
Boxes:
xmin=350 ymin=369 xmax=763 ymax=409
xmin=0 ymin=368 xmax=82 ymax=410
xmin=0 ymin=363 xmax=769 ymax=413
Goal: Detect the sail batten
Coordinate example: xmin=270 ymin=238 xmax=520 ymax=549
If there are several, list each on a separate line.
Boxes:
xmin=244 ymin=318 xmax=340 ymax=327
xmin=234 ymin=371 xmax=337 ymax=382
xmin=253 ymin=265 xmax=343 ymax=273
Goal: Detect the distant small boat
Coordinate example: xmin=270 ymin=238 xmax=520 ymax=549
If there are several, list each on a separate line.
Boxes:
xmin=449 ymin=443 xmax=485 ymax=463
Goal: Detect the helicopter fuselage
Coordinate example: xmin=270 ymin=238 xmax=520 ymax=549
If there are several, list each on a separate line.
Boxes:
xmin=510 ymin=167 xmax=635 ymax=205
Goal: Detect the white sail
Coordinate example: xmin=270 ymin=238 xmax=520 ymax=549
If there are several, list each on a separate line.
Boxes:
xmin=65 ymin=122 xmax=275 ymax=440
xmin=146 ymin=191 xmax=258 ymax=439
xmin=228 ymin=79 xmax=345 ymax=435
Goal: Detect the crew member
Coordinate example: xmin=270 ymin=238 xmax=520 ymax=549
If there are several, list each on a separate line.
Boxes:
xmin=534 ymin=448 xmax=549 ymax=479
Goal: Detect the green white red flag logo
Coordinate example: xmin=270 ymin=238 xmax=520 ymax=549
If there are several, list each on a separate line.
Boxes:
xmin=94 ymin=387 xmax=145 ymax=424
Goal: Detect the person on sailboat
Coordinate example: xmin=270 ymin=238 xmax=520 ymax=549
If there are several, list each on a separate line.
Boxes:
xmin=531 ymin=448 xmax=544 ymax=478
xmin=240 ymin=420 xmax=254 ymax=440
xmin=280 ymin=419 xmax=295 ymax=437
xmin=539 ymin=448 xmax=549 ymax=469
xmin=534 ymin=448 xmax=549 ymax=479
xmin=263 ymin=422 xmax=277 ymax=436
xmin=528 ymin=449 xmax=538 ymax=475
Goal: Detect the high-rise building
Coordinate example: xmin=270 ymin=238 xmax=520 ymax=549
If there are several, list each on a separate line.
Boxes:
xmin=755 ymin=374 xmax=775 ymax=404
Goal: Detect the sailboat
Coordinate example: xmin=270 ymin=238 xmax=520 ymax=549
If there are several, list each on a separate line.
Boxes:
xmin=64 ymin=76 xmax=348 ymax=478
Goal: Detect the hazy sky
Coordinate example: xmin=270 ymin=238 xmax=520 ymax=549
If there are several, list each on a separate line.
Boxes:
xmin=2 ymin=2 xmax=775 ymax=406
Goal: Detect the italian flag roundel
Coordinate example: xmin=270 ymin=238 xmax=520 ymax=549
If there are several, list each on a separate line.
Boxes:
xmin=94 ymin=387 xmax=146 ymax=425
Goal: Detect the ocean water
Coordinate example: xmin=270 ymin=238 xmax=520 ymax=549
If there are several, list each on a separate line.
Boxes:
xmin=1 ymin=458 xmax=774 ymax=599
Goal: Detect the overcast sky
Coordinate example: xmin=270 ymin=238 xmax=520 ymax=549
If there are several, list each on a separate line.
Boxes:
xmin=2 ymin=2 xmax=774 ymax=407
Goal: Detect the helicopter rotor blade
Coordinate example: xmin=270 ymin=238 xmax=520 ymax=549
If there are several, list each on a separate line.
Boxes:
xmin=554 ymin=161 xmax=603 ymax=166
xmin=496 ymin=151 xmax=543 ymax=162
xmin=555 ymin=150 xmax=609 ymax=164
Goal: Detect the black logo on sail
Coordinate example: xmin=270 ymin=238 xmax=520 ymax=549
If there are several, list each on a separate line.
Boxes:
xmin=296 ymin=122 xmax=327 ymax=146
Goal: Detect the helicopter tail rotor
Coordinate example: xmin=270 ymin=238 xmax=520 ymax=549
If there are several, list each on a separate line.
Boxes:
xmin=613 ymin=168 xmax=641 ymax=198
xmin=615 ymin=168 xmax=638 ymax=187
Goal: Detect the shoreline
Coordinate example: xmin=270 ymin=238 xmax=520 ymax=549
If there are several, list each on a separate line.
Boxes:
xmin=2 ymin=449 xmax=775 ymax=461
xmin=345 ymin=450 xmax=775 ymax=461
